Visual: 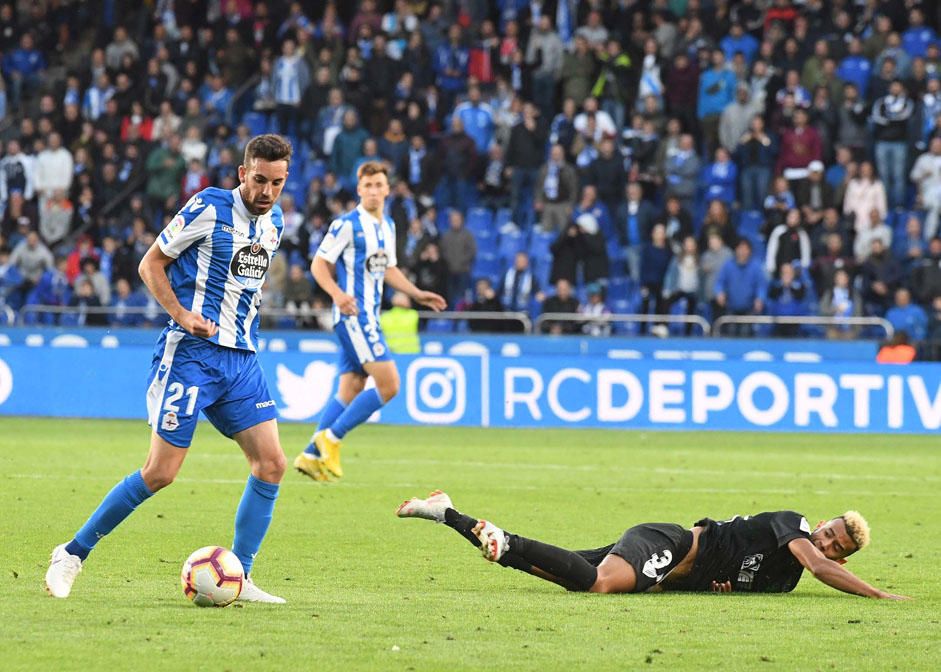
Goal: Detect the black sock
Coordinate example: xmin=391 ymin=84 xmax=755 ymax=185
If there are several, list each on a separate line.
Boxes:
xmin=506 ymin=534 xmax=598 ymax=592
xmin=443 ymin=507 xmax=483 ymax=548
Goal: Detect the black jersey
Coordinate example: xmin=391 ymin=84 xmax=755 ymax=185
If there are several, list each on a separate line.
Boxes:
xmin=678 ymin=511 xmax=812 ymax=593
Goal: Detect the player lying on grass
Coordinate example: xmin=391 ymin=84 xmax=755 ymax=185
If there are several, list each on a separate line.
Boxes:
xmin=396 ymin=491 xmax=909 ymax=599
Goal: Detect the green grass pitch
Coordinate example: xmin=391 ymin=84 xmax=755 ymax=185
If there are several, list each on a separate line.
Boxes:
xmin=1 ymin=418 xmax=938 ymax=671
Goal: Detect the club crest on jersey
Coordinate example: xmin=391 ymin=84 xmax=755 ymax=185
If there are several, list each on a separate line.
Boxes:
xmin=231 ymin=244 xmax=270 ymax=286
xmin=366 ymin=250 xmax=388 ymax=277
xmin=161 ymin=411 xmax=179 ymax=431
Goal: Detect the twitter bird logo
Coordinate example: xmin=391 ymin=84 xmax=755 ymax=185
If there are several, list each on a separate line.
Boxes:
xmin=275 ymin=361 xmax=337 ymax=420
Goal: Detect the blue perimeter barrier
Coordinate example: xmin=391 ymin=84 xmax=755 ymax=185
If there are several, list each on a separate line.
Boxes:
xmin=0 ymin=334 xmax=937 ymax=434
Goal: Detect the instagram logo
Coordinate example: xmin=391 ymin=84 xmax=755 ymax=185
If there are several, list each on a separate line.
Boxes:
xmin=406 ymin=357 xmax=466 ymax=424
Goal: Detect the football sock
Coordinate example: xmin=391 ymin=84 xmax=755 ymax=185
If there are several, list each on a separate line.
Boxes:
xmin=232 ymin=475 xmax=280 ymax=576
xmin=66 ymin=470 xmax=154 ymax=561
xmin=304 ymin=396 xmax=347 ymax=456
xmin=505 ymin=534 xmax=599 ymax=592
xmin=444 ymin=507 xmax=534 ymax=573
xmin=330 ymin=388 xmax=383 ymax=439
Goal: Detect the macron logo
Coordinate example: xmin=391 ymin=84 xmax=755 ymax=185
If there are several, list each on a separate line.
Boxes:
xmin=255 ymin=400 xmax=276 ymax=409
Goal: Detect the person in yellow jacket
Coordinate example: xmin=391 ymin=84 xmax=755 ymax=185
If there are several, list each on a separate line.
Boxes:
xmin=380 ymin=291 xmax=421 ymax=354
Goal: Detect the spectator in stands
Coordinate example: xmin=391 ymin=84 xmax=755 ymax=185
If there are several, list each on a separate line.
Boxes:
xmin=434 ymin=24 xmax=469 ymax=113
xmin=75 ymin=256 xmax=110 ymax=305
xmin=703 ymin=147 xmax=738 ymax=205
xmin=872 ymin=80 xmax=915 ymax=209
xmin=838 ymin=38 xmax=872 ymax=100
xmin=34 ymin=133 xmax=73 ymax=201
xmin=735 ymin=114 xmax=775 ymax=211
xmin=9 ymin=229 xmax=52 ymax=293
xmin=540 ymin=278 xmax=579 ymax=335
xmin=664 ymin=133 xmax=700 ymax=211
xmin=617 ymin=182 xmax=656 ymax=283
xmin=38 ymin=190 xmax=73 ymax=247
xmin=466 ymin=277 xmax=502 ymax=333
xmin=411 ymin=240 xmax=450 ymax=309
xmin=26 ymin=255 xmax=69 ymax=323
xmin=720 ymin=84 xmax=762 ymax=154
xmin=578 ymin=283 xmax=611 ymax=337
xmin=534 ymin=144 xmax=577 ymax=232
xmin=434 ymin=115 xmax=477 ymax=214
xmin=662 ymin=235 xmax=701 ymax=336
xmin=65 ymin=277 xmax=105 ymax=327
xmin=0 ymin=245 xmax=24 ymax=311
xmin=0 ymin=140 xmax=35 ymax=206
xmin=885 ymin=288 xmax=928 ymax=343
xmin=714 ymin=238 xmax=767 ymax=337
xmin=664 ymin=51 xmax=699 ymax=134
xmin=854 ymin=209 xmax=893 ymax=263
xmin=592 ymin=37 xmax=634 ymax=131
xmin=380 ymin=291 xmax=420 ymax=353
xmin=911 ymin=237 xmax=941 ymax=306
xmin=330 ymin=109 xmax=369 ymax=190
xmin=812 ymin=232 xmax=856 ymax=295
xmin=820 ymin=268 xmax=863 ymax=340
xmin=585 ymin=136 xmax=626 ymax=217
xmin=500 ymin=252 xmax=542 ymax=319
xmin=859 ymin=238 xmax=902 ymax=316
xmin=2 ymin=32 xmax=45 ymax=110
xmin=876 ymin=330 xmax=917 ymax=363
xmin=109 ymin=278 xmax=147 ymax=327
xmin=526 ymin=15 xmax=564 ymax=121
xmin=928 ymin=296 xmax=941 ymax=358
xmin=440 ymin=209 xmax=476 ymax=305
xmin=767 ymin=262 xmax=809 ymax=337
xmin=283 ymin=264 xmax=316 ymax=327
xmin=902 ymin=8 xmax=937 ymax=60
xmin=699 ymin=200 xmax=736 ymax=250
xmin=560 ymin=36 xmax=595 ymax=108
xmin=698 ymin=49 xmax=737 ymax=157
xmin=638 ymin=223 xmax=672 ymax=335
xmin=660 ymin=195 xmax=694 ymax=255
xmin=844 ymin=161 xmax=888 ymax=233
xmin=574 ymin=96 xmax=616 ymax=143
xmin=506 ymin=101 xmax=546 ymax=230
xmin=894 ymin=214 xmax=927 ymax=272
xmin=909 ymin=137 xmax=941 ymax=240
xmin=776 ymin=108 xmax=822 ymax=183
xmin=766 ymin=209 xmax=811 ymax=276
xmin=145 ymin=134 xmax=185 ymax=214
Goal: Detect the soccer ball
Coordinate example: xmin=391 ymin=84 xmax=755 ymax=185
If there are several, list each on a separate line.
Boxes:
xmin=180 ymin=546 xmax=244 ymax=607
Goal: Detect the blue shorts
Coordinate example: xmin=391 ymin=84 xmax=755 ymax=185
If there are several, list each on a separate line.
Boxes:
xmin=334 ymin=316 xmax=391 ymax=375
xmin=145 ymin=329 xmax=278 ymax=447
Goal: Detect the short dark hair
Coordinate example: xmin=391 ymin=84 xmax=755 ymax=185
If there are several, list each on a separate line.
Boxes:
xmin=243 ymin=134 xmax=292 ymax=167
xmin=357 ymin=160 xmax=389 ymax=181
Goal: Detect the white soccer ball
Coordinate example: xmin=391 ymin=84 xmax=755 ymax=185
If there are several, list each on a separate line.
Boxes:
xmin=180 ymin=545 xmax=244 ymax=607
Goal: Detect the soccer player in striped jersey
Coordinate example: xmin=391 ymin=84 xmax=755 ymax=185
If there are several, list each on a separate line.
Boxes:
xmin=45 ymin=135 xmax=293 ymax=604
xmin=294 ymin=162 xmax=446 ymax=481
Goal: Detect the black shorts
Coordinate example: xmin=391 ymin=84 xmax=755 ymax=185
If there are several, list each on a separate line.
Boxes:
xmin=609 ymin=523 xmax=694 ymax=593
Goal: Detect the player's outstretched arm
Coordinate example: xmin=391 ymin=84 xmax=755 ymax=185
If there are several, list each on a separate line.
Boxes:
xmin=787 ymin=538 xmax=909 ymax=600
xmin=139 ymin=243 xmax=218 ymax=338
xmin=311 ymin=256 xmax=357 ymax=316
xmin=384 ymin=266 xmax=447 ymax=311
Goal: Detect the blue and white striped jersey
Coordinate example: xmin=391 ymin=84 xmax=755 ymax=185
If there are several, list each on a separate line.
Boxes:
xmin=316 ymin=204 xmax=397 ymax=326
xmin=157 ymin=187 xmax=283 ymax=352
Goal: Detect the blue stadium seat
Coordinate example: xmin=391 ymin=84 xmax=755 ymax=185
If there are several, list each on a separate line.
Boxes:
xmin=493 ymin=207 xmax=513 ymax=230
xmin=607 ymin=276 xmax=634 ymax=301
xmin=466 ymin=207 xmax=493 ymax=232
xmin=474 ymin=230 xmax=498 ymax=254
xmin=528 ymin=230 xmax=556 ymax=265
xmin=497 ymin=230 xmax=526 ymax=262
xmin=425 ymin=318 xmax=454 ymax=333
xmin=303 ymin=159 xmax=326 ymax=183
xmin=436 ymin=208 xmax=452 ymax=233
xmin=473 ymin=252 xmax=504 ymax=285
xmin=242 ymin=111 xmax=268 ymax=137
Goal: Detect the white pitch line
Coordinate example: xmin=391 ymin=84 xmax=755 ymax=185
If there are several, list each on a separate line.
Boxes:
xmin=3 ymin=473 xmax=939 ymax=498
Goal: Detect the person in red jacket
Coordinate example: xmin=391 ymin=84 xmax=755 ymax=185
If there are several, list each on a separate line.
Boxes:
xmin=775 ymin=108 xmax=822 ymax=181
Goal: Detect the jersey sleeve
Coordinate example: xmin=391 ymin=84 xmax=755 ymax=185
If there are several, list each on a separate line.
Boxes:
xmin=158 ymin=194 xmax=216 ymax=259
xmin=767 ymin=511 xmax=812 ymax=548
xmin=316 ymin=218 xmax=352 ymax=264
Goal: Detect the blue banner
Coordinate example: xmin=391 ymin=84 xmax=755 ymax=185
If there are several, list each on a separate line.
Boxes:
xmin=1 ymin=344 xmax=938 ymax=433
xmin=0 ymin=327 xmax=879 ymax=361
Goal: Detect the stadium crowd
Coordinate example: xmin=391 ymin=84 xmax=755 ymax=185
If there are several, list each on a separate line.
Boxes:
xmin=0 ymin=0 xmax=940 ymax=357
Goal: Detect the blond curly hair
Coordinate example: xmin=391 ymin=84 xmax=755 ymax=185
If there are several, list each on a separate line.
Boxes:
xmin=841 ymin=510 xmax=871 ymax=552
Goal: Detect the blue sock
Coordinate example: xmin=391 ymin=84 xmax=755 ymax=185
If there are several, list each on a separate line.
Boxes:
xmin=304 ymin=396 xmax=347 ymax=456
xmin=66 ymin=470 xmax=154 ymax=560
xmin=232 ymin=475 xmax=280 ymax=576
xmin=330 ymin=388 xmax=384 ymax=439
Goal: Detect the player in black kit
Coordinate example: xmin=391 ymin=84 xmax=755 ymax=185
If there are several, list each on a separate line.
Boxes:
xmin=396 ymin=490 xmax=909 ymax=600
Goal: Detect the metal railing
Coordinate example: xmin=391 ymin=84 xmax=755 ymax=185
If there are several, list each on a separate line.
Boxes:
xmin=535 ymin=312 xmax=712 ymax=335
xmin=712 ymin=315 xmax=893 ymax=338
xmin=15 ymin=305 xmax=533 ymax=333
